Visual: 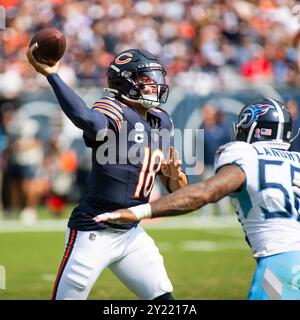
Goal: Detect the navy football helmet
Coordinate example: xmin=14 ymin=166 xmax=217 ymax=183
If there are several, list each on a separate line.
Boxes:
xmin=106 ymin=49 xmax=169 ymax=109
xmin=233 ymin=98 xmax=293 ymax=150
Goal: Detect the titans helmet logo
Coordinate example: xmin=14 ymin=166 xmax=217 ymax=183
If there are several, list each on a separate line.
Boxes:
xmin=239 ymin=104 xmax=274 ymax=128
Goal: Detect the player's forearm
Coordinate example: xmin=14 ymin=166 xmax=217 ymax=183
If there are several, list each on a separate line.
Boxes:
xmin=47 ymin=73 xmax=107 ymax=138
xmin=150 ymin=182 xmax=210 ymax=217
xmin=150 ymin=165 xmax=245 ymax=218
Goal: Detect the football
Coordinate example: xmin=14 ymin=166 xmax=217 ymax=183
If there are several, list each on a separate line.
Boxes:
xmin=29 ymin=27 xmax=66 ymax=66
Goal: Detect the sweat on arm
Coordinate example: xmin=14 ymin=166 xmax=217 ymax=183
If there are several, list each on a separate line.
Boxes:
xmin=47 ymin=73 xmax=108 ymax=140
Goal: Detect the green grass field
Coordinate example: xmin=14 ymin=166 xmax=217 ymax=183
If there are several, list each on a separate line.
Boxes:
xmin=0 ymin=220 xmax=255 ymax=300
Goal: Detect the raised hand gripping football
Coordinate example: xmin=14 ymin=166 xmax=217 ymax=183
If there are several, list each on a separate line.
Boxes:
xmin=27 ymin=47 xmax=60 ymax=77
xmin=27 ymin=28 xmax=66 ymax=76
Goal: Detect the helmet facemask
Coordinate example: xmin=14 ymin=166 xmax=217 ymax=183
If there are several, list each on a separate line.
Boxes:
xmin=120 ymin=68 xmax=169 ymax=109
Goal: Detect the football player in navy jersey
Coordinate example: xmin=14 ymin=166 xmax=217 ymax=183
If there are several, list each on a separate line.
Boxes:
xmin=27 ymin=48 xmax=188 ymax=300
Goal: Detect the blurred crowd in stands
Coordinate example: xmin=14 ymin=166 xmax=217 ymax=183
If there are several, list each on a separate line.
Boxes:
xmin=1 ymin=0 xmax=300 ymax=221
xmin=1 ymin=0 xmax=300 ymax=97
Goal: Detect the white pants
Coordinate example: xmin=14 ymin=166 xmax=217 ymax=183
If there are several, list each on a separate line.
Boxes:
xmin=52 ymin=225 xmax=173 ymax=300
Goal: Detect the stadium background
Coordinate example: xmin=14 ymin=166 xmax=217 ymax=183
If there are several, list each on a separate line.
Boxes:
xmin=0 ymin=0 xmax=300 ymax=299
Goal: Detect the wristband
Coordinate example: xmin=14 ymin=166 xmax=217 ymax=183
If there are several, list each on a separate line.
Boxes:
xmin=128 ymin=203 xmax=152 ymax=220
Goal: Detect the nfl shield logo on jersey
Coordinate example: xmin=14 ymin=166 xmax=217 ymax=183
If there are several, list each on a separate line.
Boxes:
xmin=89 ymin=232 xmax=96 ymax=241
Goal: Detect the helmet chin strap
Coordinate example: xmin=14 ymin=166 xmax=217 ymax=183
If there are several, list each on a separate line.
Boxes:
xmin=139 ymin=100 xmax=160 ymax=109
xmin=138 ymin=95 xmax=160 ymax=109
xmin=120 ymin=94 xmax=159 ymax=109
xmin=104 ymin=88 xmax=160 ymax=109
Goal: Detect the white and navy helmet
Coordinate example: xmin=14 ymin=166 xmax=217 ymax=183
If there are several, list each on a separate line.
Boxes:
xmin=233 ymin=98 xmax=293 ymax=150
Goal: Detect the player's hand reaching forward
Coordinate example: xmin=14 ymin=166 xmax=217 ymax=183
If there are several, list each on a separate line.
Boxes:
xmin=27 ymin=45 xmax=59 ymax=77
xmin=93 ymin=210 xmax=139 ymax=224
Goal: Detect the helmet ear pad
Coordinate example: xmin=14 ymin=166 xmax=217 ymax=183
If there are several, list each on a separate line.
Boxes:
xmin=107 ymin=69 xmax=140 ymax=100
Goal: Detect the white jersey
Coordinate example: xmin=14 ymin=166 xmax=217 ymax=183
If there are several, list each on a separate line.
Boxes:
xmin=214 ymin=141 xmax=300 ymax=258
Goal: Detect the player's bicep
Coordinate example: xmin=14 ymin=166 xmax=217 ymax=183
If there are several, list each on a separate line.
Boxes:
xmin=206 ymin=165 xmax=246 ymax=203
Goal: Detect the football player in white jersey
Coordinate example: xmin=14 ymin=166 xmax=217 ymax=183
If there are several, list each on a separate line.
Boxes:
xmin=96 ymin=98 xmax=300 ymax=299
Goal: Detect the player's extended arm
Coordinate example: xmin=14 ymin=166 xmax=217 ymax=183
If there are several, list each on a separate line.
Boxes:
xmin=93 ymin=164 xmax=245 ymax=223
xmin=26 ymin=49 xmax=107 ymax=140
xmin=150 ymin=165 xmax=244 ymax=217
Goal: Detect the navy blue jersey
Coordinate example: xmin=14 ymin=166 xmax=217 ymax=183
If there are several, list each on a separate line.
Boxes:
xmin=68 ymin=96 xmax=174 ymax=231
